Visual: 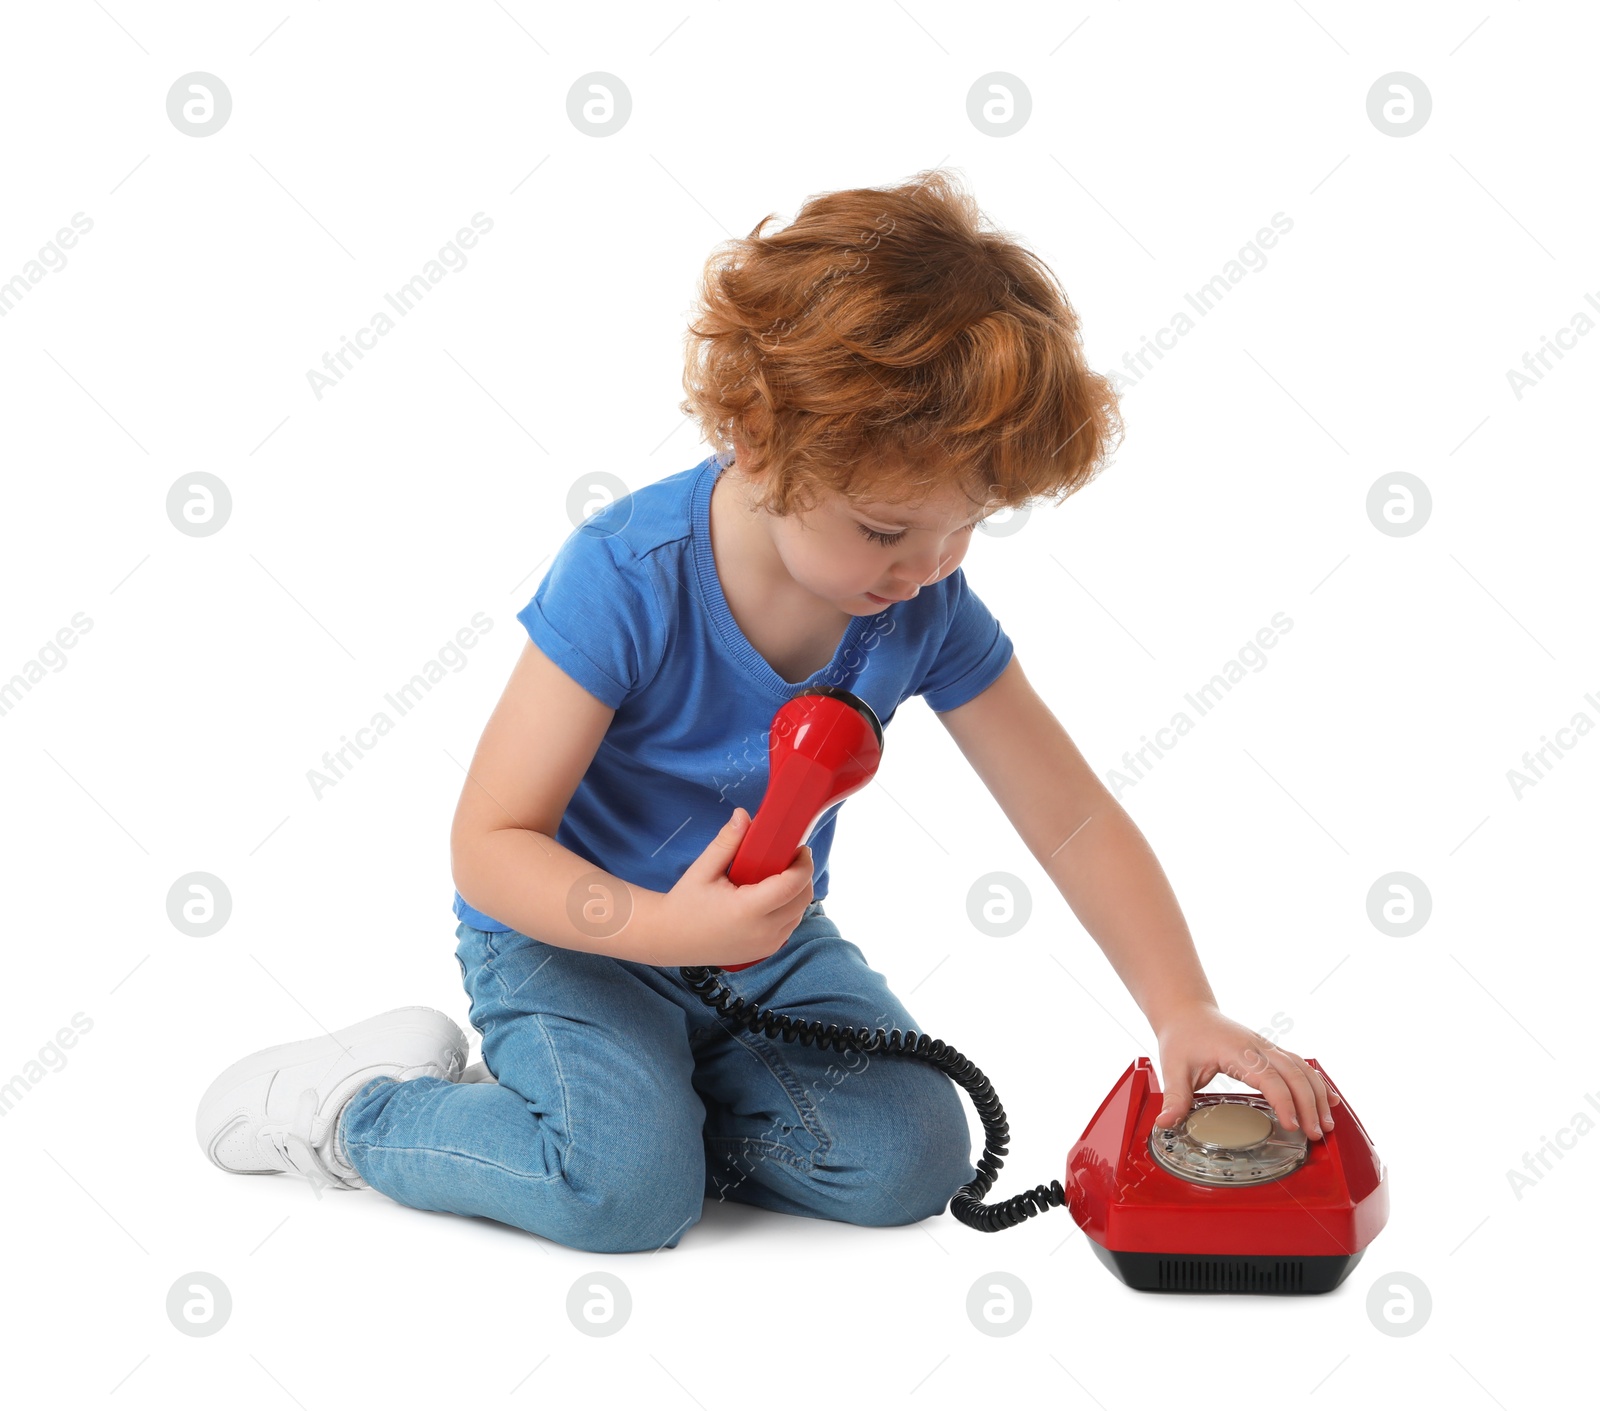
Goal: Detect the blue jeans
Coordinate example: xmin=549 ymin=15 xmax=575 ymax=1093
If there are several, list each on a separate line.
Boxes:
xmin=338 ymin=901 xmax=977 ymax=1253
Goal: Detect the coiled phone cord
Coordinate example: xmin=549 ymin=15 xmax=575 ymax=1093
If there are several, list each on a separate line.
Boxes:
xmin=679 ymin=964 xmax=1066 ymax=1233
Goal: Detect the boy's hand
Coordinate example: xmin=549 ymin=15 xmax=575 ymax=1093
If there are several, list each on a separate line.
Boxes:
xmin=648 ymin=807 xmax=815 ymax=968
xmin=1152 ymin=1002 xmax=1342 ymax=1139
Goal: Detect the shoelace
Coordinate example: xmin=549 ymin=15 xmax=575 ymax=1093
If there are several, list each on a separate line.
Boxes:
xmin=262 ymin=1087 xmax=356 ymax=1191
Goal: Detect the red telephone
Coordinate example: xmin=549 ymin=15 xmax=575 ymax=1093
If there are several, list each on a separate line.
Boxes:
xmin=1066 ymin=1058 xmax=1389 ymax=1292
xmin=720 ymin=686 xmax=883 ymax=970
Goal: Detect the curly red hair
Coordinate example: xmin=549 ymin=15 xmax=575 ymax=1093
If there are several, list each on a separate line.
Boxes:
xmin=679 ymin=168 xmax=1123 ymax=521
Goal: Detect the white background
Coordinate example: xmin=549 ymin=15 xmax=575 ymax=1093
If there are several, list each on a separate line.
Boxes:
xmin=2 ymin=1 xmax=1595 ymax=1406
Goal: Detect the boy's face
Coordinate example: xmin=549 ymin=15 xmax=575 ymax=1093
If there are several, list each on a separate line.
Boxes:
xmin=769 ymin=474 xmax=991 ymax=617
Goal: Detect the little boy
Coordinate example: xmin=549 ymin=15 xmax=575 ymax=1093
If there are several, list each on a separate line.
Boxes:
xmin=196 ymin=170 xmax=1336 ymax=1252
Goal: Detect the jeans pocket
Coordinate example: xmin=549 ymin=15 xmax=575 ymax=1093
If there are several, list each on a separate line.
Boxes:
xmin=481 ymin=928 xmax=556 ymax=1006
xmin=455 ymin=922 xmax=492 ymax=984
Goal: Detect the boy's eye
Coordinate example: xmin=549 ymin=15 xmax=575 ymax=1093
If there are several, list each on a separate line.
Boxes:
xmin=856 ymin=520 xmax=981 ymax=546
xmin=857 ymin=523 xmax=907 ymax=546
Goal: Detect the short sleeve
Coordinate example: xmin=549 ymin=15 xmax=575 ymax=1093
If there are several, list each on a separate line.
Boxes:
xmin=517 ymin=524 xmax=666 ymax=710
xmin=915 ymin=568 xmax=1015 ymax=713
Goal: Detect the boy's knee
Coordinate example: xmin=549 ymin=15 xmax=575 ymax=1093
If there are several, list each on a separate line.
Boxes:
xmin=560 ymin=1198 xmax=703 ymax=1253
xmin=816 ymin=1073 xmax=976 ymax=1228
xmin=555 ymin=1141 xmax=706 ymax=1253
xmin=853 ymin=1137 xmax=975 ymax=1226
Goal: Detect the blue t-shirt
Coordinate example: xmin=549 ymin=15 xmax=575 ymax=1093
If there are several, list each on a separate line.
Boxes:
xmin=453 ymin=454 xmax=1014 ymax=932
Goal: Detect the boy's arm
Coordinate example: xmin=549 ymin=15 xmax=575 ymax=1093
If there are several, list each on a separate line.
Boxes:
xmin=453 ymin=639 xmax=663 ymax=962
xmin=933 ymin=655 xmax=1217 ymax=1033
xmin=937 ymin=654 xmax=1337 ymax=1136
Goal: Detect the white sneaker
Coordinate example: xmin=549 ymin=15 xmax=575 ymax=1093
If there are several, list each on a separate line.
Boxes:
xmin=196 ymin=1006 xmax=468 ymax=1193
